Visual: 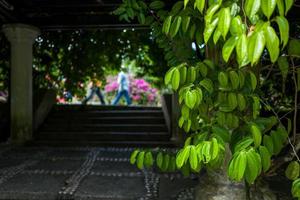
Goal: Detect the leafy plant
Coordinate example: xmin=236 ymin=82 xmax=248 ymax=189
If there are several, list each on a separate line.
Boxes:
xmin=115 ymin=0 xmax=300 ymax=198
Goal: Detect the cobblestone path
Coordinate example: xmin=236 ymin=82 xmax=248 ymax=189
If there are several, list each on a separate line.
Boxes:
xmin=0 ymin=146 xmax=198 ymax=200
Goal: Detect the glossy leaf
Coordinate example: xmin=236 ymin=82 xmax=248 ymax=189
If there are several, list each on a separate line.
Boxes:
xmin=277 ymin=0 xmax=285 ymax=16
xmin=236 ymin=34 xmax=249 ymax=67
xmin=248 ymin=31 xmax=266 ymax=66
xmin=222 ymin=36 xmax=238 ymax=62
xmin=195 ymin=0 xmax=206 ymax=13
xmin=286 ymin=161 xmax=300 ymax=180
xmin=251 ymin=124 xmax=262 ymax=147
xmin=259 ymin=146 xmax=271 ymax=172
xmin=217 ymin=8 xmax=231 ymax=39
xmin=264 ymin=26 xmax=280 ymax=63
xmin=170 ymin=16 xmax=182 ymax=38
xmin=204 ymin=18 xmax=219 ymax=43
xmin=261 ymin=0 xmax=277 ymax=19
xmin=276 ymin=16 xmax=290 ymax=48
xmin=285 ymin=0 xmax=294 ymax=15
xmin=245 ymin=0 xmax=261 ymax=18
xmin=172 ymin=68 xmax=180 ymax=90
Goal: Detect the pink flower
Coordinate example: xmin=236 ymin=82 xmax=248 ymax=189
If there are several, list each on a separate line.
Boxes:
xmin=132 ymin=95 xmax=141 ymax=101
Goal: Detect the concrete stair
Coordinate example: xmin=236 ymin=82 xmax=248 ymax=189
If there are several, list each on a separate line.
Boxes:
xmin=34 ymin=105 xmax=172 ymax=147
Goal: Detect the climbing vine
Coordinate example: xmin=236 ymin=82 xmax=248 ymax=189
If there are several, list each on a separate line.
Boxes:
xmin=115 ymin=0 xmax=300 ymax=198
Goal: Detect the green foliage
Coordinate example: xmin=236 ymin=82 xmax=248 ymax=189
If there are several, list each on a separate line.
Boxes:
xmin=116 ymin=0 xmax=300 ymax=196
xmin=32 ymin=29 xmax=168 ymax=96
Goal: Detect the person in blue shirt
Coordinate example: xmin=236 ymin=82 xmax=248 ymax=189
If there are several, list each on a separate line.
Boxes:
xmin=112 ymin=69 xmax=132 ymax=105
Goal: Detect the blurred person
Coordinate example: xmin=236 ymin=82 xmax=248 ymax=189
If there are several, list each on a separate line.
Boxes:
xmin=112 ymin=68 xmax=131 ymax=105
xmin=82 ymin=75 xmax=106 ymax=105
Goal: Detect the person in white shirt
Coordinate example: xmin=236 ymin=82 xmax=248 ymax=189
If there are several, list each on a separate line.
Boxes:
xmin=112 ymin=69 xmax=131 ymax=105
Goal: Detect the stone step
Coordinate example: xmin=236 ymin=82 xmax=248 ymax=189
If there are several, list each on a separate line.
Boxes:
xmin=50 ymin=110 xmax=164 ymax=118
xmin=36 ymin=131 xmax=170 ymax=142
xmin=54 ymin=105 xmax=162 ymax=111
xmin=45 ymin=116 xmax=166 ymax=124
xmin=40 ymin=124 xmax=168 ymax=132
xmin=29 ymin=140 xmax=177 ymax=148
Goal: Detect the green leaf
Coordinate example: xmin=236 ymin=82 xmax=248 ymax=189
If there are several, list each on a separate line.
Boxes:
xmin=137 ymin=151 xmax=145 ymax=169
xmin=263 ymin=135 xmax=274 ymax=155
xmin=204 ymin=18 xmax=219 ymax=43
xmin=285 ymin=0 xmax=294 ymax=15
xmin=236 ymin=34 xmax=249 ymax=67
xmin=237 ymin=93 xmax=247 ymax=111
xmin=184 ymin=0 xmax=190 ymax=9
xmin=170 ymin=1 xmax=184 ymax=15
xmin=182 ymin=16 xmax=191 ymax=33
xmin=229 ymin=71 xmax=240 ymax=90
xmin=178 ymin=116 xmax=185 ymax=128
xmin=251 ymin=124 xmax=262 ymax=147
xmin=194 ymin=87 xmax=203 ymax=105
xmin=200 ymin=78 xmax=214 ymax=93
xmin=228 ymin=92 xmax=238 ymax=110
xmin=234 ymin=152 xmax=247 ymax=181
xmin=277 ymin=0 xmax=285 ymax=16
xmin=213 ymin=29 xmax=222 ymax=44
xmin=230 ymin=16 xmax=245 ymax=36
xmin=195 ymin=0 xmax=206 ymax=13
xmin=259 ymin=146 xmax=271 ymax=172
xmin=144 ymin=152 xmax=154 ymax=168
xmin=185 ymin=90 xmax=197 ymax=109
xmin=211 ymin=138 xmax=219 ymax=160
xmin=261 ymin=0 xmax=277 ymax=19
xmin=162 ymin=154 xmax=170 ymax=171
xmin=245 ymin=149 xmax=261 ymax=184
xmin=169 ymin=16 xmax=182 ymax=38
xmin=130 ymin=149 xmax=140 ymax=164
xmin=149 ymin=1 xmax=165 ymax=10
xmin=179 ymin=66 xmax=187 ymax=84
xmin=245 ymin=0 xmax=261 ymax=18
xmin=156 ymin=152 xmax=164 ymax=169
xmin=172 ymin=68 xmax=180 ymax=90
xmin=264 ymin=26 xmax=280 ymax=63
xmin=249 ymin=72 xmax=257 ymax=91
xmin=200 ymin=142 xmax=212 ymax=163
xmin=252 ymin=96 xmax=260 ymax=119
xmin=217 ymin=8 xmax=231 ymax=39
xmin=248 ymin=31 xmax=266 ymax=66
xmin=138 ymin=13 xmax=145 ymax=24
xmin=292 ymin=179 xmax=300 ymax=198
xmin=271 ymin=130 xmax=284 ymax=155
xmin=189 ymin=146 xmax=199 ymax=170
xmin=222 ymin=36 xmax=238 ymax=62
xmin=212 ymin=126 xmax=231 ymax=143
xmin=181 ymin=104 xmax=190 ymax=119
xmin=288 ymin=39 xmax=300 ymax=56
xmin=234 ymin=137 xmax=254 ymax=153
xmin=162 ymin=16 xmax=173 ymax=34
xmin=165 ymin=67 xmax=175 ymax=85
xmin=276 ymin=16 xmax=290 ymax=48
xmin=218 ymin=71 xmax=228 ymax=87
xmin=286 ymin=161 xmax=300 ymax=180
xmin=277 ymin=56 xmax=289 ymax=81
xmin=205 ymin=4 xmax=220 ymax=24
xmin=176 ymin=146 xmax=191 ymax=168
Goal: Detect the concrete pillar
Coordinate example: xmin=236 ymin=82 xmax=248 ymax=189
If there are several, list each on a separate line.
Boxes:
xmin=2 ymin=24 xmax=40 ymax=144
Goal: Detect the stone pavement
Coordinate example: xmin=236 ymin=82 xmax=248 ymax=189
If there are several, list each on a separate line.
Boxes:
xmin=0 ymin=146 xmax=198 ymax=200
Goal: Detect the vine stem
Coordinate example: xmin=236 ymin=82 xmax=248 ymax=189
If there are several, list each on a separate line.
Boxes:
xmin=260 ymin=99 xmax=300 ymax=163
xmin=291 ymin=58 xmax=298 ymax=144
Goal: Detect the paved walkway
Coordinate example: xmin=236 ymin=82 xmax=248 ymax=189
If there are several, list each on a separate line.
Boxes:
xmin=0 ymin=146 xmax=198 ymax=200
